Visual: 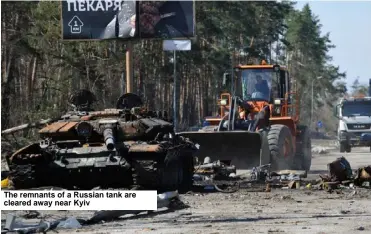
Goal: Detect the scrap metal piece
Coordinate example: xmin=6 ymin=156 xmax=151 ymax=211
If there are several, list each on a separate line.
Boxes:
xmin=327 ymin=157 xmax=353 ymax=182
xmin=128 ymin=144 xmax=163 ymax=153
xmin=354 ymin=165 xmax=371 ymax=187
xmin=3 ymin=213 xmax=61 ymax=234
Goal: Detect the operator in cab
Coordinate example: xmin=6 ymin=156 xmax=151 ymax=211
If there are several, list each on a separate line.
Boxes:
xmin=252 ymin=75 xmax=270 ymax=100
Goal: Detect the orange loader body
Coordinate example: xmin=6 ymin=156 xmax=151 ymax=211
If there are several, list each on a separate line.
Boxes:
xmin=177 ymin=62 xmax=312 ymax=174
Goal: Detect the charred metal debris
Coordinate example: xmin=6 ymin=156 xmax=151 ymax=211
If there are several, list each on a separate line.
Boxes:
xmin=191 ymin=156 xmax=371 ymax=193
xmin=315 ymin=157 xmax=371 ymax=191
xmin=192 ymin=156 xmax=273 ymax=193
xmin=268 ymin=156 xmax=371 ymax=191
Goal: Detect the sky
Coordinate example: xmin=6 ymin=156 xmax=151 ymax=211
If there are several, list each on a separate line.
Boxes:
xmin=294 ymin=1 xmax=371 ymax=90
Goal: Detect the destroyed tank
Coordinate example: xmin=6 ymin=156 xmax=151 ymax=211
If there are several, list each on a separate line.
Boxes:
xmin=6 ymin=90 xmax=197 ymax=192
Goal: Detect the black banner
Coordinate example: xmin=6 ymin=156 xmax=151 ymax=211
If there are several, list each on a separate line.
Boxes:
xmin=61 ymin=0 xmax=195 ymax=40
xmin=138 ymin=1 xmax=195 ymax=39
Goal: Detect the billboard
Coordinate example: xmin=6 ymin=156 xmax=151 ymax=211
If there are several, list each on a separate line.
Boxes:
xmin=138 ymin=1 xmax=195 ymax=39
xmin=61 ymin=0 xmax=137 ymax=40
xmin=61 ymin=0 xmax=195 ymax=40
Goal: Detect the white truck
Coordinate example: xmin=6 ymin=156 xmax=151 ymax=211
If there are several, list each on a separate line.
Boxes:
xmin=334 ymin=79 xmax=371 ymax=153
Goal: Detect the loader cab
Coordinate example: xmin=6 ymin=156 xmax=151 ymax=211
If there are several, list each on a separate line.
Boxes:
xmin=216 ymin=62 xmax=297 ymax=122
xmin=233 ymin=63 xmax=290 ymax=103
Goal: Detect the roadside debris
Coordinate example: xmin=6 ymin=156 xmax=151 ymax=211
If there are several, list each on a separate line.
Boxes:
xmin=56 ymin=217 xmax=82 ymax=229
xmin=311 ymin=146 xmax=330 ymax=154
xmin=22 ymin=211 xmax=41 ymax=219
xmin=1 ymin=191 xmax=187 ymax=233
xmin=193 ymin=157 xmax=270 ymax=193
xmin=354 ymin=165 xmax=371 ymax=188
xmin=3 ymin=213 xmax=63 ymax=234
xmin=267 ymin=169 xmax=307 ymax=189
xmin=313 ymin=157 xmax=371 ymax=190
xmin=193 ymin=157 xmax=239 ymax=193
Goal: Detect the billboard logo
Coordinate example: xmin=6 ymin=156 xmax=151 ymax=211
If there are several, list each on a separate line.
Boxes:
xmin=68 ymin=16 xmax=84 ymax=34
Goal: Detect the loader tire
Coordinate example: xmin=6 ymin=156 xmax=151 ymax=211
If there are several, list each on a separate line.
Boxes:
xmin=268 ymin=124 xmax=295 ymax=171
xmin=295 ymin=125 xmax=312 ymax=171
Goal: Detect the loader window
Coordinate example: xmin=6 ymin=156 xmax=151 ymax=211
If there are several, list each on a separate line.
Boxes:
xmin=240 ymin=68 xmax=275 ymax=102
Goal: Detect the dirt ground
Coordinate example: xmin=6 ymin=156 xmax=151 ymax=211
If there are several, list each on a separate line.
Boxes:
xmin=2 ymin=140 xmax=371 ymax=234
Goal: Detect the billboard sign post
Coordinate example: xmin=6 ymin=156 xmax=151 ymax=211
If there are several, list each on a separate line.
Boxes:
xmin=163 ymin=40 xmax=192 ymax=132
xmin=61 ymin=0 xmax=195 ymax=98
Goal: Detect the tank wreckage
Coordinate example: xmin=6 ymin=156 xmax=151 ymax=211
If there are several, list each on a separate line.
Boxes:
xmin=5 ymin=90 xmax=198 ymax=192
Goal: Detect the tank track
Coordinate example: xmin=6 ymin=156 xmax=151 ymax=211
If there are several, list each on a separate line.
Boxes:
xmin=7 ymin=141 xmax=195 ymax=192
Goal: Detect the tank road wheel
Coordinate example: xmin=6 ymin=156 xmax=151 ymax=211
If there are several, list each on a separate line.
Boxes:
xmin=295 ymin=125 xmax=312 ymax=171
xmin=8 ymin=164 xmax=38 ymax=189
xmin=179 ymin=152 xmax=194 ymax=193
xmin=268 ymin=124 xmax=295 ymax=171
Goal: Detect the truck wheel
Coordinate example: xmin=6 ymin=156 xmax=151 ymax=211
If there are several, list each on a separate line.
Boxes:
xmin=340 ymin=143 xmax=346 ymax=153
xmin=346 ymin=145 xmax=351 ymax=153
xmin=295 ymin=125 xmax=312 ymax=171
xmin=268 ymin=124 xmax=295 ymax=171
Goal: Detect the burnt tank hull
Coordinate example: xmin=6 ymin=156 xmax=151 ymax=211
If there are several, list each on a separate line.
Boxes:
xmin=6 ymin=95 xmax=197 ymax=193
xmin=8 ymin=140 xmax=195 ymax=192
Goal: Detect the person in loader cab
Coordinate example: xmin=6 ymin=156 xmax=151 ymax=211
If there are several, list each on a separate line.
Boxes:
xmin=252 ymin=75 xmax=270 ymax=100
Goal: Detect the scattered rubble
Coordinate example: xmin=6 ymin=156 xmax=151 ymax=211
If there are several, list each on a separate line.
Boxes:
xmin=1 ymin=191 xmax=187 ymax=233
xmin=311 ymin=157 xmax=370 ymax=191
xmin=192 ymin=157 xmax=270 ymax=193
xmin=311 ymin=146 xmax=330 ymax=154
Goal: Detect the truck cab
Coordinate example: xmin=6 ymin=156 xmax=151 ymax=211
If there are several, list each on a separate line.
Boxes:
xmin=334 ymin=95 xmax=371 ymax=152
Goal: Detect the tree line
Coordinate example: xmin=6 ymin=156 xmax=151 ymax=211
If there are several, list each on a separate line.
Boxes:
xmin=1 ymin=1 xmax=348 ymax=141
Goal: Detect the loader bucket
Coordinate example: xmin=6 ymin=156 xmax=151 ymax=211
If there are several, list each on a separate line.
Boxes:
xmin=177 ymin=131 xmax=263 ymax=175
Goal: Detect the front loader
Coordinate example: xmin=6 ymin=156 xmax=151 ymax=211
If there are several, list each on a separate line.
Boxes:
xmin=177 ymin=61 xmax=312 ymax=174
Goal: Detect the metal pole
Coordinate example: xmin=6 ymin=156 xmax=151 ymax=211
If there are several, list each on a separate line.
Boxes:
xmin=173 ymin=50 xmax=177 ymax=132
xmin=230 ymin=52 xmax=235 ymax=131
xmin=126 ymin=41 xmax=134 ymax=93
xmin=231 ymin=52 xmax=234 ymax=96
xmin=311 ymin=79 xmax=314 ymax=130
